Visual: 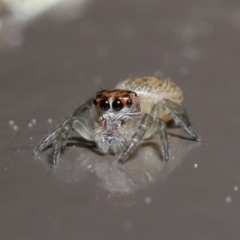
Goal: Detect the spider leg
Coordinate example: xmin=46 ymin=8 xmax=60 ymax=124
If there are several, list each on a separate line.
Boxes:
xmin=144 ymin=104 xmax=169 ymax=162
xmin=118 ymin=114 xmax=153 ymax=165
xmin=160 ymin=99 xmax=201 ymax=141
xmin=51 ymin=121 xmax=72 ymax=165
xmin=158 ymin=119 xmax=169 ymax=162
xmin=72 ymin=117 xmax=95 ymax=141
xmin=33 ymin=118 xmax=73 ymax=156
xmin=33 ymin=98 xmax=93 ymax=164
xmin=72 ymin=98 xmax=93 ymax=117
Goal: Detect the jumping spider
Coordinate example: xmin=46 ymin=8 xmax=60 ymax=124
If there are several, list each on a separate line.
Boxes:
xmin=34 ymin=77 xmax=201 ymax=165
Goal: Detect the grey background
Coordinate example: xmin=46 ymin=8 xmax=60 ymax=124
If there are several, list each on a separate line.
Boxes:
xmin=1 ymin=0 xmax=240 ymax=239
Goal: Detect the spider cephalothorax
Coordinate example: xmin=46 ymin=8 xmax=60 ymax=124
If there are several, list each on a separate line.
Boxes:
xmin=92 ymin=90 xmax=142 ymax=154
xmin=34 ymin=77 xmax=200 ymax=165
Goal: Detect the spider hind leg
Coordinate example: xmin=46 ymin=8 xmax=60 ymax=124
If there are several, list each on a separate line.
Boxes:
xmin=160 ymin=99 xmax=201 ymax=141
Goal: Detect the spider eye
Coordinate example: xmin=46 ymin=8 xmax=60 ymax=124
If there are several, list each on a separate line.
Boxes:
xmin=129 ymin=91 xmax=137 ymax=97
xmin=93 ymin=98 xmax=97 ymax=105
xmin=126 ymin=100 xmax=132 ymax=107
xmin=112 ymin=98 xmax=123 ymax=111
xmin=100 ymin=98 xmax=110 ymax=111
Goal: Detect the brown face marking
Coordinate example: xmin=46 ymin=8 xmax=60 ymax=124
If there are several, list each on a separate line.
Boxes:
xmin=93 ymin=90 xmax=138 ymax=111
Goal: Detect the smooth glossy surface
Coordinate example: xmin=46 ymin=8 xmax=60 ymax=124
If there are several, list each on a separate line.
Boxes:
xmin=0 ymin=0 xmax=240 ymax=239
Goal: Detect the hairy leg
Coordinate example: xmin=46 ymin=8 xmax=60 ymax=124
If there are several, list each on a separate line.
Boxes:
xmin=118 ymin=114 xmax=153 ymax=165
xmin=158 ymin=119 xmax=169 ymax=162
xmin=144 ymin=104 xmax=169 ymax=162
xmin=34 ymin=98 xmax=93 ymax=164
xmin=160 ymin=99 xmax=201 ymax=141
xmin=33 ymin=118 xmax=73 ymax=157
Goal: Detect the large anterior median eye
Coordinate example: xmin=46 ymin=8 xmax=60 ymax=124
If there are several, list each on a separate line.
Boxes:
xmin=100 ymin=98 xmax=110 ymax=111
xmin=112 ymin=98 xmax=123 ymax=111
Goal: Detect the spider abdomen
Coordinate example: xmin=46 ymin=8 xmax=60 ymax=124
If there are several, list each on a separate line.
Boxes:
xmin=116 ymin=76 xmax=184 ymax=122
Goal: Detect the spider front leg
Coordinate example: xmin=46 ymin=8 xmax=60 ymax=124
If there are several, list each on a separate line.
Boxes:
xmin=33 ymin=98 xmax=94 ymax=165
xmin=117 ymin=103 xmax=170 ymax=165
xmin=33 ymin=118 xmax=74 ymax=160
xmin=160 ymin=99 xmax=201 ymax=141
xmin=118 ymin=114 xmax=153 ymax=165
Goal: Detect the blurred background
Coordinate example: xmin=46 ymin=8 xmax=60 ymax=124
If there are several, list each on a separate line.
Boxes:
xmin=0 ymin=0 xmax=240 ymax=239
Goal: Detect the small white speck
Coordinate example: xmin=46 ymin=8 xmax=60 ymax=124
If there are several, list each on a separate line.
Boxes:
xmin=183 ymin=46 xmax=202 ymax=61
xmin=180 ymin=27 xmax=196 ymax=42
xmin=118 ymin=25 xmax=136 ymax=39
xmin=225 ymin=196 xmax=232 ymax=203
xmin=144 ymin=196 xmax=152 ymax=204
xmin=32 ymin=119 xmax=36 ymax=124
xmin=97 ymin=46 xmax=109 ymax=58
xmin=13 ymin=125 xmax=18 ymax=130
xmin=199 ymin=22 xmax=213 ymax=35
xmin=123 ymin=221 xmax=133 ymax=231
xmin=81 ymin=20 xmax=94 ymax=34
xmin=4 ymin=167 xmax=7 ymax=171
xmin=9 ymin=120 xmax=14 ymax=126
xmin=194 ymin=163 xmax=198 ymax=168
xmin=234 ymin=186 xmax=238 ymax=192
xmin=48 ymin=118 xmax=53 ymax=124
xmin=30 ymin=137 xmax=33 ymax=140
xmin=172 ymin=156 xmax=175 ymax=160
xmin=154 ymin=70 xmax=163 ymax=77
xmin=231 ymin=10 xmax=240 ymax=28
xmin=28 ymin=123 xmax=33 ymax=128
xmin=179 ymin=66 xmax=190 ymax=76
xmin=53 ymin=220 xmax=61 ymax=229
xmin=93 ymin=76 xmax=102 ymax=85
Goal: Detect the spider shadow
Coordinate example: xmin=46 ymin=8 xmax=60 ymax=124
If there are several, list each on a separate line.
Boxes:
xmin=46 ymin=137 xmax=103 ymax=166
xmin=121 ymin=140 xmax=163 ymax=165
xmin=42 ymin=130 xmax=200 ymax=195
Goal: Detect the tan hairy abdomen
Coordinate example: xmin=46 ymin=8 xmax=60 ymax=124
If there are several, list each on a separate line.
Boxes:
xmin=116 ymin=77 xmax=184 ymax=122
